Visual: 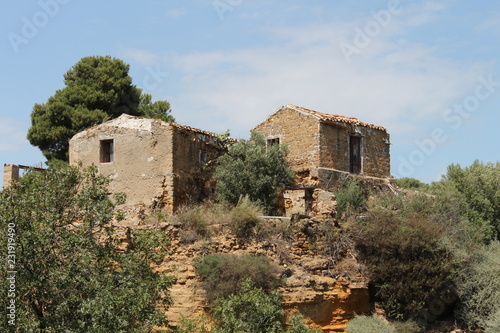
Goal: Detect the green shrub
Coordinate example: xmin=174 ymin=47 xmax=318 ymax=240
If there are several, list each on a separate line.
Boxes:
xmin=228 ymin=196 xmax=263 ymax=239
xmin=195 ymin=253 xmax=280 ymax=303
xmin=216 ymin=131 xmax=294 ymax=213
xmin=353 ymin=210 xmax=456 ymax=319
xmin=211 ymin=279 xmax=284 ymax=333
xmin=392 ymin=320 xmax=421 ymax=333
xmin=335 ymin=175 xmax=366 ymax=218
xmin=286 ymin=314 xmax=322 ymax=333
xmin=396 ymin=177 xmax=430 ymax=191
xmin=0 ymin=164 xmax=171 ymax=332
xmin=455 ymin=241 xmax=500 ymax=331
xmin=436 ymin=160 xmax=500 ymax=241
xmin=345 ymin=315 xmax=394 ymax=333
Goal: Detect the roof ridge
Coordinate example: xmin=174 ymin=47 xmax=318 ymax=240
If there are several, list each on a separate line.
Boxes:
xmin=285 ymin=104 xmax=387 ymax=132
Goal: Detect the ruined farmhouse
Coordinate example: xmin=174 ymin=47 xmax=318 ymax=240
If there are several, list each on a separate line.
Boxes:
xmin=254 ymin=104 xmax=392 ymax=216
xmin=69 ymin=114 xmax=228 ymax=213
xmin=4 ymin=105 xmax=391 ymax=217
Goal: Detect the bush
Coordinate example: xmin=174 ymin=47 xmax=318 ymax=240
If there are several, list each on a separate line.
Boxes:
xmin=455 ymin=241 xmax=500 ymax=331
xmin=216 ymin=131 xmax=294 ymax=213
xmin=286 ymin=314 xmax=322 ymax=333
xmin=173 ymin=205 xmax=211 ymax=244
xmin=437 ymin=160 xmax=500 ymax=241
xmin=345 ymin=315 xmax=394 ymax=333
xmin=396 ymin=177 xmax=430 ymax=191
xmin=0 ymin=164 xmax=171 ymax=332
xmin=228 ymin=196 xmax=263 ymax=239
xmin=335 ymin=175 xmax=366 ymax=218
xmin=211 ymin=279 xmax=284 ymax=333
xmin=345 ymin=316 xmax=420 ymax=333
xmin=195 ymin=253 xmax=280 ymax=303
xmin=353 ymin=210 xmax=456 ymax=319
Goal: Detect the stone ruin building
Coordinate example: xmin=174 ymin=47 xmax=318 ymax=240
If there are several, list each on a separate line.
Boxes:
xmin=68 ymin=114 xmax=228 ymax=214
xmin=253 ymin=104 xmax=392 ymax=216
xmin=4 ymin=105 xmax=392 ymax=218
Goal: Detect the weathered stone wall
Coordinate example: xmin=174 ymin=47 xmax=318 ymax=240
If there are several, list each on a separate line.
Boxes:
xmin=360 ymin=127 xmax=391 ymax=178
xmin=253 ymin=107 xmax=321 ymax=173
xmin=319 ymin=123 xmax=349 ymax=172
xmin=254 ymin=106 xmax=391 ymax=191
xmin=171 ymin=126 xmax=225 ymax=209
xmin=69 ymin=116 xmax=175 ymax=212
xmin=3 ymin=164 xmax=20 ymax=188
xmin=69 ymin=115 xmax=227 ymax=214
xmin=319 ymin=123 xmax=390 ymax=178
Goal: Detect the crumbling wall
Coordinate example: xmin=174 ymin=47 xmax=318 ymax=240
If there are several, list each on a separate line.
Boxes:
xmin=171 ymin=126 xmax=225 ymax=209
xmin=360 ymin=127 xmax=391 ymax=178
xmin=319 ymin=123 xmax=390 ymax=178
xmin=319 ymin=123 xmax=350 ymax=172
xmin=3 ymin=164 xmax=20 ymax=188
xmin=253 ymin=107 xmax=321 ymax=176
xmin=69 ymin=116 xmax=175 ymax=212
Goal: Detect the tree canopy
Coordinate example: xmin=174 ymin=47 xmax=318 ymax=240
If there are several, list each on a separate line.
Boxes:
xmin=0 ymin=164 xmax=172 ymax=332
xmin=27 ymin=55 xmax=175 ymax=161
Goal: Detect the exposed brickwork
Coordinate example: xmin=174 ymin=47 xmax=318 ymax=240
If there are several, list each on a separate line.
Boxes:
xmin=253 ymin=106 xmax=321 ymax=171
xmin=254 ymin=105 xmax=391 ymax=190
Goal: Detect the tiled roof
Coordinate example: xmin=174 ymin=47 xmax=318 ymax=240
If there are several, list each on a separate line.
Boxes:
xmin=284 ymin=104 xmax=387 ymax=132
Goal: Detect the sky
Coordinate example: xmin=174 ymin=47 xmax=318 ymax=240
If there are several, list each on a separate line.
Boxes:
xmin=1 ymin=0 xmax=500 ymax=185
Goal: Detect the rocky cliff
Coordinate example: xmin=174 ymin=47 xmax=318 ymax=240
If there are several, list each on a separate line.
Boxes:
xmin=133 ymin=216 xmax=372 ymax=332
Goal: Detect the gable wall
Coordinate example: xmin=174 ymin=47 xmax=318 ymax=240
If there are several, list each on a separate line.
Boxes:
xmin=253 ymin=107 xmax=321 ymax=172
xmin=69 ymin=121 xmax=174 ymax=209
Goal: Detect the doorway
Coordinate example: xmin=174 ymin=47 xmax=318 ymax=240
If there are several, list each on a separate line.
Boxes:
xmin=349 ymin=135 xmax=361 ymax=174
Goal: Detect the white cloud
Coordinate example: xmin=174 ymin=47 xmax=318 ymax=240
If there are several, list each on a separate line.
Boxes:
xmin=119 ymin=47 xmax=158 ymax=67
xmin=164 ymin=16 xmax=485 ymax=140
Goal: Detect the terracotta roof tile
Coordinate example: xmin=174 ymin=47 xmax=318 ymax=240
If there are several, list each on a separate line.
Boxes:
xmin=285 ymin=104 xmax=387 ymax=132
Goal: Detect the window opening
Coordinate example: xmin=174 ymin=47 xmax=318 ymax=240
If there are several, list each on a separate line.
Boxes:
xmin=100 ymin=139 xmax=114 ymax=163
xmin=199 ymin=150 xmax=207 ymax=164
xmin=349 ymin=135 xmax=361 ymax=174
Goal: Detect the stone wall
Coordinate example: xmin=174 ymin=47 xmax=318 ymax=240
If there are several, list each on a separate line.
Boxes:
xmin=318 ymin=121 xmax=390 ymax=178
xmin=359 ymin=127 xmax=391 ymax=178
xmin=69 ymin=117 xmax=174 ymax=211
xmin=171 ymin=126 xmax=226 ymax=209
xmin=3 ymin=164 xmax=20 ymax=188
xmin=69 ymin=115 xmax=227 ymax=214
xmin=253 ymin=107 xmax=321 ymax=172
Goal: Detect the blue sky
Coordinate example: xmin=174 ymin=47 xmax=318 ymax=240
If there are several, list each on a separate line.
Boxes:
xmin=1 ymin=0 xmax=499 ymax=185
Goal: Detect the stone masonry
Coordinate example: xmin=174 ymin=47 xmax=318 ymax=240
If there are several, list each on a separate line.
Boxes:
xmin=69 ymin=114 xmax=228 ymax=214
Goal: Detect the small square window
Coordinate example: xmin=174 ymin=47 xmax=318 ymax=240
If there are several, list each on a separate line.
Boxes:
xmin=199 ymin=150 xmax=207 ymax=164
xmin=267 ymin=137 xmax=280 ymax=147
xmin=100 ymin=139 xmax=114 ymax=163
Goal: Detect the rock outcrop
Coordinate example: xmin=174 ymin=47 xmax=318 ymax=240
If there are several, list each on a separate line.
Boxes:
xmin=142 ymin=217 xmax=370 ymax=332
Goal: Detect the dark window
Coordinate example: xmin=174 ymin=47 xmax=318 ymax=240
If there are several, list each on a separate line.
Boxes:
xmin=267 ymin=137 xmax=280 ymax=147
xmin=199 ymin=150 xmax=207 ymax=164
xmin=100 ymin=140 xmax=114 ymax=163
xmin=349 ymin=135 xmax=361 ymax=174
